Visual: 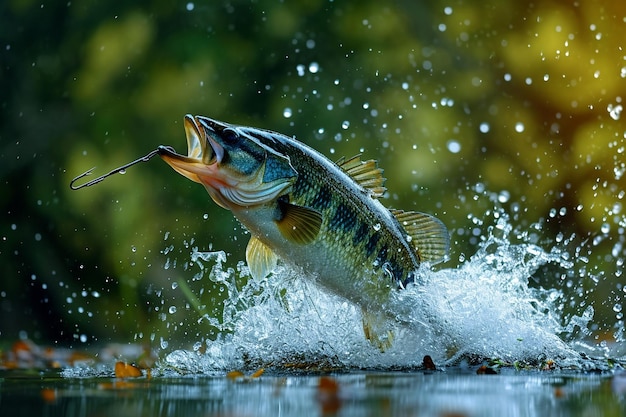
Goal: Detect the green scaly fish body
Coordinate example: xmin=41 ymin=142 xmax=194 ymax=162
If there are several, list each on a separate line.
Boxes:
xmin=159 ymin=115 xmax=449 ymax=349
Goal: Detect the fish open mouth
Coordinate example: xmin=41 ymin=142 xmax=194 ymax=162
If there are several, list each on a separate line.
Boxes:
xmin=158 ymin=115 xmax=219 ymax=184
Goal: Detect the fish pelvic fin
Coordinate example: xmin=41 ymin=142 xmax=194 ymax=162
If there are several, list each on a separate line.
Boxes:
xmin=246 ymin=235 xmax=279 ymax=280
xmin=392 ymin=210 xmax=450 ymax=264
xmin=275 ymin=199 xmax=322 ymax=245
xmin=336 ymin=154 xmax=386 ymax=198
xmin=362 ymin=309 xmax=395 ymax=352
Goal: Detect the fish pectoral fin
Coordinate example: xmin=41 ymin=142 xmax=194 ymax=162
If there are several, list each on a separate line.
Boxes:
xmin=275 ymin=201 xmax=322 ymax=245
xmin=392 ymin=210 xmax=450 ymax=264
xmin=362 ymin=309 xmax=394 ymax=352
xmin=246 ymin=235 xmax=279 ymax=280
xmin=336 ymin=154 xmax=386 ymax=198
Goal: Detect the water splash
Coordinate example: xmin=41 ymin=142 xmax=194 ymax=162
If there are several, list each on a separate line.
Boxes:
xmin=158 ymin=211 xmax=612 ymax=373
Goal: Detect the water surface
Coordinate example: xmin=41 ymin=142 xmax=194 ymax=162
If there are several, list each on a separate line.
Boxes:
xmin=2 ymin=368 xmax=624 ymax=417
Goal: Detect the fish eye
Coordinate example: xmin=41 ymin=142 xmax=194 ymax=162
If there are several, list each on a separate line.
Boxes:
xmin=222 ymin=127 xmax=239 ymax=143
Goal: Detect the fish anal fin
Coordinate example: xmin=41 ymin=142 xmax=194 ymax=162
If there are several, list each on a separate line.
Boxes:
xmin=392 ymin=210 xmax=450 ymax=264
xmin=362 ymin=309 xmax=394 ymax=352
xmin=276 ymin=201 xmax=322 ymax=245
xmin=245 ymin=235 xmax=278 ymax=280
xmin=337 ymin=154 xmax=386 ymax=198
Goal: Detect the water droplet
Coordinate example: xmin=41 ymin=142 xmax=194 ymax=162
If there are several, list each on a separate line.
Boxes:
xmin=296 ymin=64 xmax=306 ymax=76
xmin=479 ymin=122 xmax=490 ymax=133
xmin=171 ymin=282 xmax=179 ymax=290
xmin=119 ymin=169 xmax=126 ymax=175
xmin=373 ymin=223 xmax=381 ymax=231
xmin=341 ymin=120 xmax=350 ymax=129
xmin=447 ymin=140 xmax=461 ymax=153
xmin=283 ymin=107 xmax=292 ymax=118
xmin=131 ymin=245 xmax=137 ymax=253
xmin=608 ymin=103 xmax=622 ymax=120
xmin=441 ymin=97 xmax=455 ymax=107
xmin=186 ymin=2 xmax=194 ymax=11
xmin=497 ymin=190 xmax=511 ymax=203
xmin=514 ymin=122 xmax=525 ymax=133
xmin=169 ymin=306 xmax=177 ymax=314
xmin=614 ymin=303 xmax=623 ymax=313
xmin=203 ymin=213 xmax=209 ymax=220
xmin=308 ymin=62 xmax=319 ymax=73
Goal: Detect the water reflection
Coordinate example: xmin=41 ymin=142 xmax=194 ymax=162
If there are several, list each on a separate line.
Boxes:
xmin=0 ymin=370 xmax=622 ymax=417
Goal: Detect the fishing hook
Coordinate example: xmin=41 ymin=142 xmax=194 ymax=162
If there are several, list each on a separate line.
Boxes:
xmin=69 ymin=147 xmax=173 ymax=190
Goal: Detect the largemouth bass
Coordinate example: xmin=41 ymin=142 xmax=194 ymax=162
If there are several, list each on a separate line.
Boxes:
xmin=159 ymin=115 xmax=449 ymax=350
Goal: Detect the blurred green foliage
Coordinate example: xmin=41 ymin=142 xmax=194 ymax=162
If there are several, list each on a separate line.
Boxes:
xmin=1 ymin=0 xmax=624 ymax=349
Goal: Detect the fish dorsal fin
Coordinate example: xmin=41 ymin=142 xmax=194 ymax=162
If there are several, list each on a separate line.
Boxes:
xmin=336 ymin=154 xmax=386 ymax=198
xmin=391 ymin=210 xmax=450 ymax=264
xmin=275 ymin=200 xmax=322 ymax=244
xmin=246 ymin=235 xmax=279 ymax=280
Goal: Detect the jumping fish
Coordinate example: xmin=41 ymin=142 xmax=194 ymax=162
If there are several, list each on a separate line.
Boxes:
xmin=157 ymin=115 xmax=450 ymax=350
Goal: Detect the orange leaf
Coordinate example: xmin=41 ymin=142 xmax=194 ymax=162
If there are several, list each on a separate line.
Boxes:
xmin=226 ymin=370 xmax=245 ymax=379
xmin=115 ymin=361 xmax=142 ymax=378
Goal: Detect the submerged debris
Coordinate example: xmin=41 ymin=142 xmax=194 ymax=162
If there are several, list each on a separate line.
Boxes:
xmin=422 ymin=355 xmax=437 ymax=371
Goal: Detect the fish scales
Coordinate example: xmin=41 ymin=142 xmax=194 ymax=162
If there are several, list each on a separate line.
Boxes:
xmin=280 ymin=136 xmax=420 ymax=276
xmin=248 ymin=129 xmax=420 ymax=302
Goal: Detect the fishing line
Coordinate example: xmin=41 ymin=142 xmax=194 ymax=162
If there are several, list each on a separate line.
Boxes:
xmin=69 ymin=146 xmax=175 ymax=190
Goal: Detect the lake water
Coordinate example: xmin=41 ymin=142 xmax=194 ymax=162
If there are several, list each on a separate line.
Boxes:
xmin=1 ymin=368 xmax=624 ymax=417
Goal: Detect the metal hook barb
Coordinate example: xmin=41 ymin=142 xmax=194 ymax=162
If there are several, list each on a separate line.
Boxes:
xmin=69 ymin=148 xmax=164 ymax=190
